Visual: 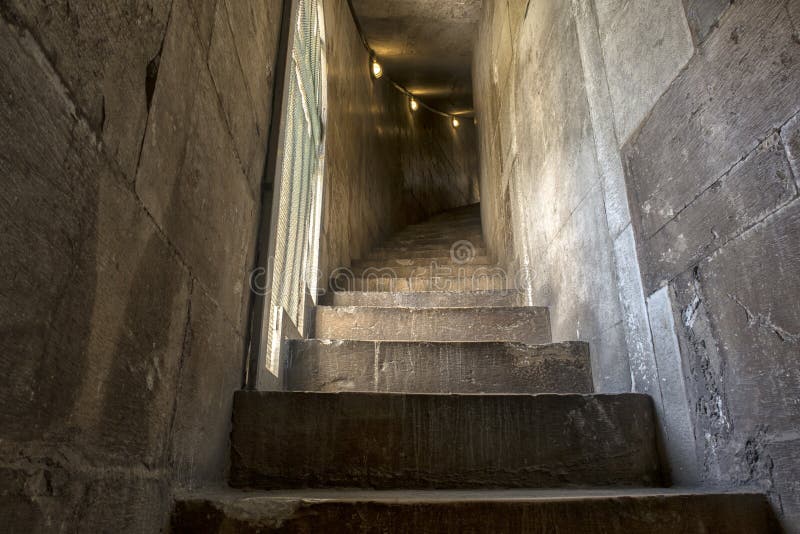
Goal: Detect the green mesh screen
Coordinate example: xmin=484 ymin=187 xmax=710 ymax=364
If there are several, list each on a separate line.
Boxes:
xmin=266 ymin=0 xmax=324 ymax=373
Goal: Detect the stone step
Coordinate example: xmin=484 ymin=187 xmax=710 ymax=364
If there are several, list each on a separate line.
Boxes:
xmin=352 ymin=255 xmax=493 ymax=269
xmin=324 ymin=289 xmax=526 ymax=308
xmin=366 ymin=246 xmax=488 ymax=260
xmin=287 ymin=340 xmax=592 ymax=394
xmin=383 ymin=234 xmax=484 ymax=248
xmin=314 ymin=306 xmax=550 ymax=343
xmin=173 ymin=489 xmax=778 ymax=534
xmin=390 ymin=225 xmax=482 ymax=238
xmin=340 ymin=275 xmax=511 ymax=292
xmin=229 ymin=391 xmax=662 ymax=490
xmin=349 ymin=263 xmax=504 ymax=279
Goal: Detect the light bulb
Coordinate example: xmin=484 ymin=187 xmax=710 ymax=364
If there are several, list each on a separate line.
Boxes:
xmin=452 ymin=117 xmax=460 ymax=128
xmin=410 ymin=97 xmax=419 ymax=111
xmin=371 ymin=59 xmax=383 ymax=79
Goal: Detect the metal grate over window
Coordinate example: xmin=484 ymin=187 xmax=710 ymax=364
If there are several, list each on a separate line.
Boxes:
xmin=266 ymin=0 xmax=326 ymax=374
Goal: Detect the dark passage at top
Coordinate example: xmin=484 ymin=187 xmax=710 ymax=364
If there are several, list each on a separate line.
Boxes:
xmin=349 ymin=0 xmax=482 ymax=115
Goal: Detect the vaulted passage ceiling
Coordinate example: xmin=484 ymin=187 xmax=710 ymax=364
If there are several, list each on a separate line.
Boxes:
xmin=348 ymin=0 xmax=482 ymax=115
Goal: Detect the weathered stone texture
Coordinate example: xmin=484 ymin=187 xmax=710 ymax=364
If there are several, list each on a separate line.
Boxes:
xmin=681 ymin=0 xmax=731 ymax=44
xmin=782 ymin=112 xmax=800 ymax=190
xmin=173 ymin=489 xmax=779 ymax=534
xmin=287 ymin=340 xmax=592 ymax=394
xmin=1 ymin=0 xmax=282 ymax=530
xmin=314 ymin=306 xmax=551 ymax=343
xmin=669 ymin=201 xmax=800 ymax=530
xmin=231 ymin=391 xmax=662 ymax=490
xmin=640 ymin=133 xmax=797 ymax=293
xmin=621 ymin=1 xmax=800 ymax=526
xmin=327 ymin=289 xmax=525 ymax=308
xmin=593 ymin=0 xmax=694 ymax=145
xmin=623 ymin=0 xmax=800 ymax=239
xmin=0 ymin=0 xmax=172 ymax=180
xmin=136 ymin=0 xmax=259 ymax=329
xmin=473 ymin=0 xmax=631 ymax=393
xmin=170 ymin=285 xmax=246 ymax=489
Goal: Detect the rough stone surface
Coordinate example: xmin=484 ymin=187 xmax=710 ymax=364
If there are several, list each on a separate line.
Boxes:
xmin=619 ymin=0 xmax=800 ymax=526
xmin=287 ymin=340 xmax=592 ymax=394
xmin=326 ymin=289 xmax=525 ymax=308
xmin=0 ymin=1 xmax=281 ymax=530
xmin=639 ymin=133 xmax=796 ymax=293
xmin=230 ymin=391 xmax=662 ymax=489
xmin=473 ymin=0 xmax=634 ymax=394
xmin=593 ymin=0 xmax=694 ymax=145
xmin=645 ymin=287 xmax=700 ymax=486
xmin=0 ymin=0 xmax=172 ymax=180
xmin=172 ymin=489 xmax=779 ymax=534
xmin=314 ymin=306 xmax=551 ymax=343
xmin=681 ymin=0 xmax=731 ymax=44
xmin=782 ymin=111 xmax=800 ymax=191
xmin=668 ymin=201 xmax=800 ymax=531
xmin=135 ymin=0 xmax=259 ymax=328
xmin=623 ymin=0 xmax=800 ymax=239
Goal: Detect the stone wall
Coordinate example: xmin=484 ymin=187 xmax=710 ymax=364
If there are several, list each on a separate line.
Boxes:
xmin=0 ymin=0 xmax=282 ymax=530
xmin=318 ymin=0 xmax=479 ymax=282
xmin=476 ymin=0 xmax=800 ymax=529
xmin=473 ymin=0 xmax=634 ymax=394
xmin=618 ymin=0 xmax=800 ymax=529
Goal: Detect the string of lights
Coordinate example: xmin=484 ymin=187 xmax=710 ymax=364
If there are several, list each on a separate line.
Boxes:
xmin=345 ymin=0 xmax=464 ymax=128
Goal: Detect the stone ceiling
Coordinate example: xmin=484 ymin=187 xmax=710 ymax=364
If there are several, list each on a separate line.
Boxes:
xmin=348 ymin=0 xmax=483 ymax=115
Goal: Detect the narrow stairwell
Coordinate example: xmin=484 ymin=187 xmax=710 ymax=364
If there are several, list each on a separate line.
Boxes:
xmin=172 ymin=204 xmax=778 ymax=533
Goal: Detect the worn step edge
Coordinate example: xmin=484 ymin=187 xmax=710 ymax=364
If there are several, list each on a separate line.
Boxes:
xmin=352 ymin=255 xmax=493 ymax=268
xmin=314 ymin=306 xmax=550 ymax=343
xmin=172 ymin=488 xmax=778 ymax=534
xmin=322 ymin=289 xmax=527 ymax=307
xmin=230 ymin=391 xmax=661 ymax=490
xmin=286 ymin=340 xmax=593 ymax=394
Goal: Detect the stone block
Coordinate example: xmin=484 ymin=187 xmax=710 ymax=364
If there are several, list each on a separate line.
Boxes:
xmin=640 ymin=134 xmax=796 ymax=293
xmin=171 ymin=285 xmax=246 ymax=489
xmin=230 ymin=391 xmax=662 ymax=489
xmin=287 ymin=340 xmax=592 ymax=394
xmin=781 ymin=111 xmax=800 ymax=191
xmin=623 ymin=0 xmax=800 ymax=238
xmin=208 ymin=1 xmax=262 ymax=194
xmin=0 ymin=19 xmax=191 ymax=469
xmin=593 ymin=0 xmax=694 ymax=144
xmin=173 ymin=489 xmax=778 ymax=534
xmin=681 ymin=0 xmax=731 ymax=44
xmin=314 ymin=306 xmax=551 ymax=343
xmin=135 ymin=0 xmax=257 ymax=328
xmin=2 ymin=0 xmax=171 ymax=179
xmin=326 ymin=290 xmax=526 ymax=308
xmin=695 ymin=199 xmax=800 ymax=438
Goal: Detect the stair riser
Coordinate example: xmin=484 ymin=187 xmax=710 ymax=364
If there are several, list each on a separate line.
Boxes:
xmin=384 ymin=235 xmax=484 ymax=248
xmin=230 ymin=392 xmax=662 ymax=490
xmin=326 ymin=290 xmax=526 ymax=307
xmin=173 ymin=494 xmax=778 ymax=534
xmin=287 ymin=341 xmax=593 ymax=394
xmin=366 ymin=247 xmax=488 ymax=260
xmin=314 ymin=306 xmax=551 ymax=343
xmin=341 ymin=276 xmax=511 ymax=292
xmin=352 ymin=256 xmax=493 ymax=269
xmin=349 ymin=265 xmax=504 ymax=279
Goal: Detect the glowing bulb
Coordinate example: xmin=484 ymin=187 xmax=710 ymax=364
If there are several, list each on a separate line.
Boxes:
xmin=452 ymin=117 xmax=460 ymax=128
xmin=371 ymin=59 xmax=383 ymax=79
xmin=410 ymin=97 xmax=419 ymax=111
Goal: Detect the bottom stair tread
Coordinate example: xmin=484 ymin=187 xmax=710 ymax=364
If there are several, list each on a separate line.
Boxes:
xmin=173 ymin=488 xmax=779 ymax=533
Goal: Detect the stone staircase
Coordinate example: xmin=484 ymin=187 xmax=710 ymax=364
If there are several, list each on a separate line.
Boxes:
xmin=172 ymin=204 xmax=778 ymax=532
